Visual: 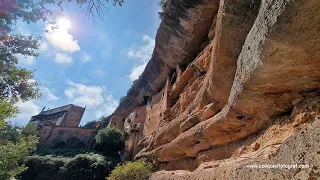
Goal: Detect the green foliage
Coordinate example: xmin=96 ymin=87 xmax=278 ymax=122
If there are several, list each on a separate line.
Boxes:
xmin=126 ymin=79 xmax=138 ymax=94
xmin=22 ymin=124 xmax=38 ymax=137
xmin=0 ymin=122 xmax=39 ymax=179
xmin=21 ymin=153 xmax=117 ymax=180
xmin=62 ymin=153 xmax=107 ymax=180
xmin=0 ymin=122 xmax=22 ymax=144
xmin=0 ymin=135 xmax=38 ymax=180
xmin=0 ymin=0 xmax=44 ymax=123
xmin=0 ymin=63 xmax=41 ymax=102
xmin=37 ymin=148 xmax=99 ymax=157
xmin=158 ymin=0 xmax=168 ymax=19
xmin=107 ymin=160 xmax=154 ymax=180
xmin=0 ymin=98 xmax=18 ymax=126
xmin=119 ymin=96 xmax=125 ymax=103
xmin=84 ymin=120 xmax=99 ymax=128
xmin=21 ymin=155 xmax=66 ymax=180
xmin=95 ymin=127 xmax=125 ymax=155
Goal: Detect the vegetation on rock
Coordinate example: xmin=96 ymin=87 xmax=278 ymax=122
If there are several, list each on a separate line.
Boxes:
xmin=107 ymin=160 xmax=154 ymax=180
xmin=158 ymin=0 xmax=168 ymax=19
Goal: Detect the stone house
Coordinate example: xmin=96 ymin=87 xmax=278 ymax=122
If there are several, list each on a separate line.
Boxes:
xmin=26 ymin=104 xmax=96 ymax=150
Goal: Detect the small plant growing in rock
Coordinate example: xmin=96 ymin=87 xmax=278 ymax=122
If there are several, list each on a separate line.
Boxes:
xmin=107 ymin=160 xmax=154 ymax=180
xmin=158 ymin=0 xmax=169 ymax=19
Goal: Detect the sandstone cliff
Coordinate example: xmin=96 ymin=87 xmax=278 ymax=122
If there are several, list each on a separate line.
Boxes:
xmin=109 ymin=0 xmax=320 ymax=179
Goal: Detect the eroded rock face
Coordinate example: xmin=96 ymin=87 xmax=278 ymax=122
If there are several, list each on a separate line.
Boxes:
xmin=152 ymin=95 xmax=320 ymax=179
xmin=110 ymin=0 xmax=220 ymax=125
xmin=109 ymin=0 xmax=320 ymax=178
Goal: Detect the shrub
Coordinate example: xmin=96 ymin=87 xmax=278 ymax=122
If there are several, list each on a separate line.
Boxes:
xmin=95 ymin=127 xmax=124 ymax=155
xmin=37 ymin=148 xmax=98 ymax=157
xmin=62 ymin=153 xmax=107 ymax=180
xmin=22 ymin=124 xmax=38 ymax=137
xmin=20 ymin=153 xmax=115 ymax=180
xmin=107 ymin=160 xmax=154 ymax=180
xmin=0 ymin=122 xmax=22 ymax=143
xmin=20 ymin=155 xmax=66 ymax=180
xmin=0 ymin=135 xmax=38 ymax=180
xmin=83 ymin=120 xmax=99 ymax=128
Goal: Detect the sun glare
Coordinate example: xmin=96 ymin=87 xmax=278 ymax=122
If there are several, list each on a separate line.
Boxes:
xmin=57 ymin=18 xmax=71 ymax=30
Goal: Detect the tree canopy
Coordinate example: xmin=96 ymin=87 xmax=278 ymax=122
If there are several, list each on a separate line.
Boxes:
xmin=0 ymin=122 xmax=38 ymax=179
xmin=95 ymin=126 xmax=124 ymax=155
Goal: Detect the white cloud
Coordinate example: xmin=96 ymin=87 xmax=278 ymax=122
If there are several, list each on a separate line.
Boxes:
xmin=39 ymin=41 xmax=49 ymax=51
xmin=15 ymin=101 xmax=41 ymax=123
xmin=40 ymin=87 xmax=59 ymax=101
xmin=65 ymin=80 xmax=105 ymax=107
xmin=127 ymin=35 xmax=155 ymax=61
xmin=17 ymin=54 xmax=36 ymax=65
xmin=64 ymin=80 xmax=118 ymax=119
xmin=81 ymin=52 xmax=91 ymax=63
xmin=129 ymin=63 xmax=147 ymax=81
xmin=55 ymin=53 xmax=73 ymax=65
xmin=127 ymin=35 xmax=154 ymax=81
xmin=45 ymin=24 xmax=80 ymax=53
xmin=94 ymin=95 xmax=118 ymax=118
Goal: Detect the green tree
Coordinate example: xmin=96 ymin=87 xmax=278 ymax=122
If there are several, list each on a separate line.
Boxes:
xmin=22 ymin=124 xmax=38 ymax=137
xmin=0 ymin=135 xmax=38 ymax=179
xmin=62 ymin=153 xmax=107 ymax=180
xmin=95 ymin=127 xmax=124 ymax=155
xmin=0 ymin=98 xmax=18 ymax=126
xmin=84 ymin=120 xmax=100 ymax=128
xmin=0 ymin=122 xmax=39 ymax=179
xmin=0 ymin=122 xmax=22 ymax=144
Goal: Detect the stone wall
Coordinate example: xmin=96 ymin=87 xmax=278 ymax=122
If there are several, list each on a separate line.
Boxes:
xmin=38 ymin=125 xmax=95 ymax=150
xmin=62 ymin=105 xmax=85 ymax=127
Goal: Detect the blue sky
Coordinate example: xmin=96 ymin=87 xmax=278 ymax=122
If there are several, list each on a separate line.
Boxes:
xmin=11 ymin=0 xmax=161 ymax=125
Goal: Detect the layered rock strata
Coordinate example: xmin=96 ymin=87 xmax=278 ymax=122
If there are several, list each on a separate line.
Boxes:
xmin=108 ymin=0 xmax=320 ymax=178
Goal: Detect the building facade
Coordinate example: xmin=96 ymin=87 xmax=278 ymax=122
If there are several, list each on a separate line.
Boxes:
xmin=27 ymin=104 xmax=96 ymax=150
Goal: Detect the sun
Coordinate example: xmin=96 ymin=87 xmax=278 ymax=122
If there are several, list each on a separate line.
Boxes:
xmin=57 ymin=18 xmax=71 ymax=30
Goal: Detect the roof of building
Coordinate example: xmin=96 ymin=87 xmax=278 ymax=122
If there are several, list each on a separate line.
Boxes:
xmin=41 ymin=104 xmax=84 ymax=113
